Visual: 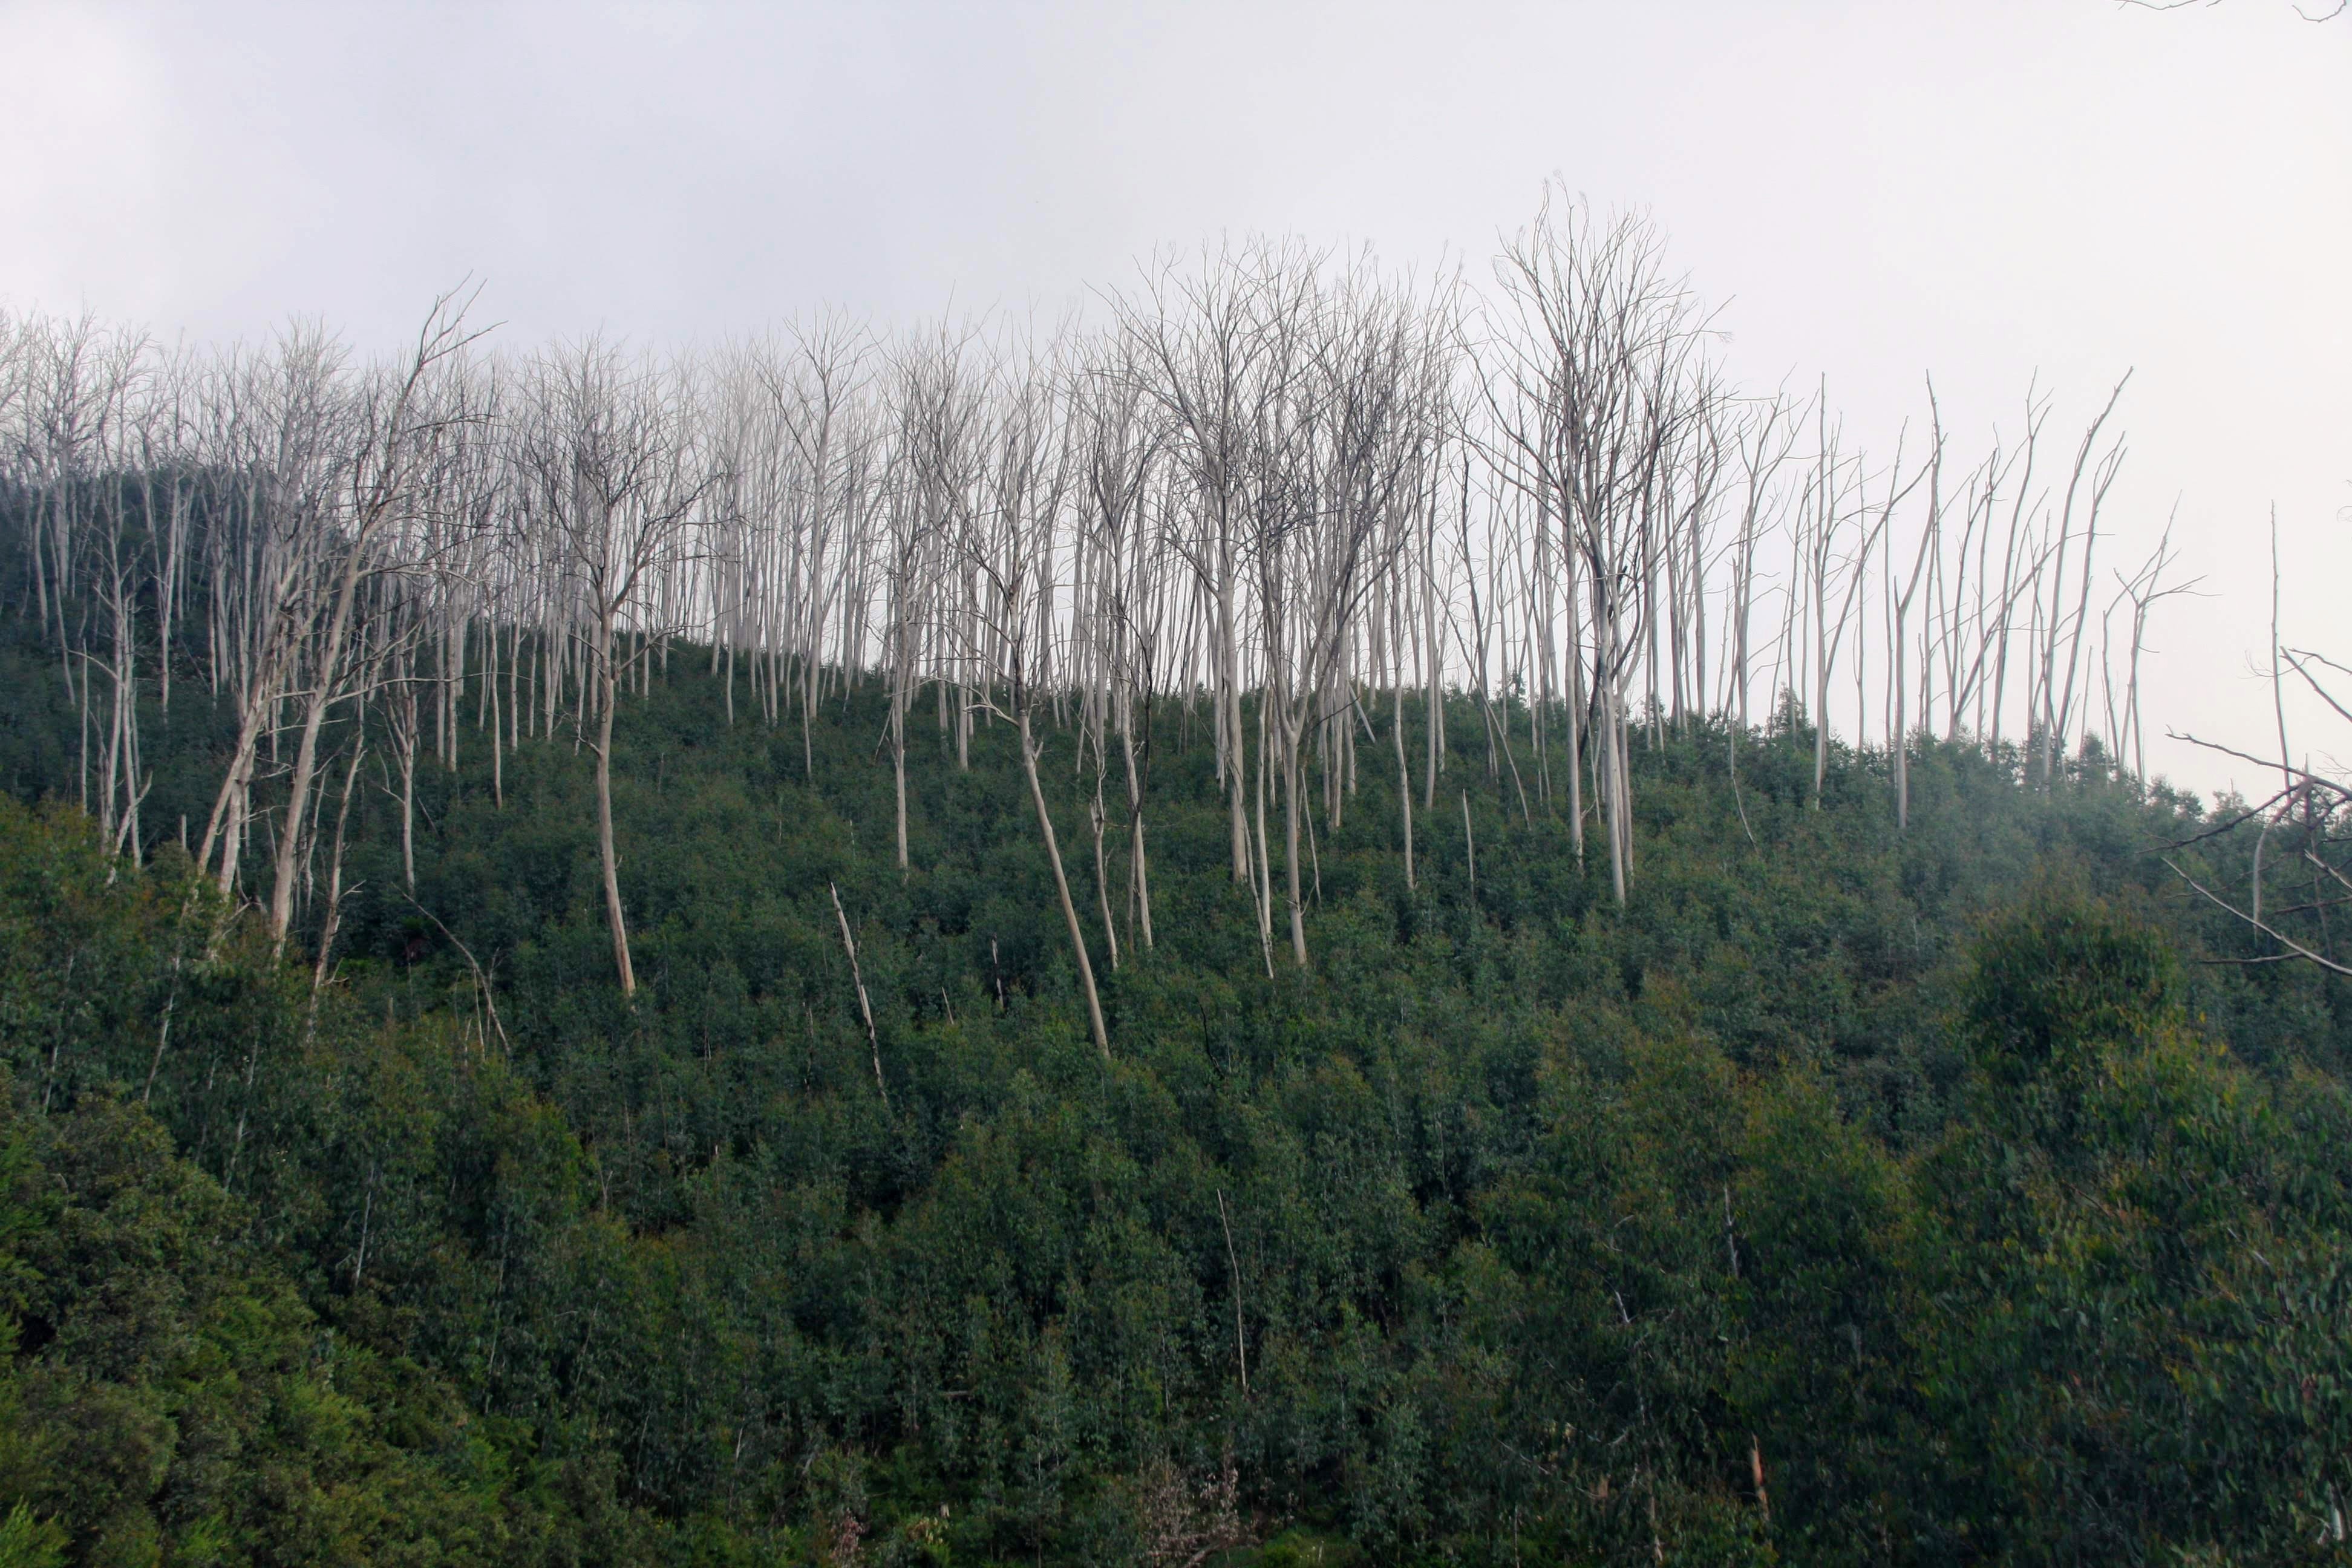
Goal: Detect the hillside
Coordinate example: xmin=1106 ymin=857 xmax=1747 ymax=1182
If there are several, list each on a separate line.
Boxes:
xmin=2 ymin=619 xmax=2350 ymax=1565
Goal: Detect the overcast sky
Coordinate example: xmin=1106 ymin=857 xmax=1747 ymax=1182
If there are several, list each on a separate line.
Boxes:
xmin=3 ymin=0 xmax=2345 ymax=795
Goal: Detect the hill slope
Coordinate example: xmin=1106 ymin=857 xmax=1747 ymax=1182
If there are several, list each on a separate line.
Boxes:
xmin=1 ymin=633 xmax=2348 ymax=1565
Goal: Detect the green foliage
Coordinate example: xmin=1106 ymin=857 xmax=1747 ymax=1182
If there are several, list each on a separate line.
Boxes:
xmin=1915 ymin=898 xmax=2352 ymax=1564
xmin=0 ymin=1080 xmax=549 ymax=1565
xmin=0 ymin=630 xmax=2348 ymax=1563
xmin=1962 ymin=890 xmax=2182 ymax=1092
xmin=0 ymin=1503 xmax=66 ymax=1568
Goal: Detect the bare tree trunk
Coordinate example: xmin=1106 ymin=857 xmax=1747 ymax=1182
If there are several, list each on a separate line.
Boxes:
xmin=1423 ymin=496 xmax=1442 ymax=811
xmin=269 ymin=549 xmax=368 ymax=948
xmin=1119 ymin=716 xmax=1155 ymax=949
xmin=892 ymin=669 xmax=911 ymax=872
xmin=829 ymin=880 xmax=887 ymax=1105
xmin=395 ymin=716 xmax=419 ymax=892
xmin=1223 ymin=560 xmax=1250 ymax=882
xmin=1462 ymin=789 xmax=1477 ymax=897
xmin=1284 ymin=733 xmax=1308 ymax=968
xmin=1252 ymin=696 xmax=1276 ymax=976
xmin=594 ymin=616 xmax=636 ymax=996
xmin=313 ymin=739 xmax=366 ymax=991
xmin=1090 ymin=782 xmax=1121 ymax=972
xmin=1392 ymin=649 xmax=1415 ymax=888
xmin=1018 ymin=708 xmax=1109 ymax=1057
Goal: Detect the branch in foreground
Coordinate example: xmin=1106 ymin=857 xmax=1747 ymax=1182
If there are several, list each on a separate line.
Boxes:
xmin=2161 ymin=858 xmax=2352 ymax=977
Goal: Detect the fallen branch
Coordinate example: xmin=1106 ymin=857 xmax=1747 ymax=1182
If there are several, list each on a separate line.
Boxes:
xmin=829 ymin=880 xmax=889 ymax=1106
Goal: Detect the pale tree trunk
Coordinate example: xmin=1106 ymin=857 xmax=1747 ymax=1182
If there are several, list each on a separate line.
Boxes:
xmin=1089 ymin=780 xmax=1120 ymax=971
xmin=1392 ymin=649 xmax=1414 ymax=888
xmin=1462 ymin=789 xmax=1477 ymax=897
xmin=1252 ymin=697 xmax=1276 ymax=975
xmin=828 ymin=881 xmax=888 ymax=1105
xmin=1894 ymin=387 xmax=1946 ymax=832
xmin=1122 ymin=719 xmax=1155 ymax=950
xmin=1423 ymin=500 xmax=1442 ymax=812
xmin=1561 ymin=523 xmax=1584 ymax=866
xmin=396 ymin=728 xmax=418 ymax=892
xmin=1221 ymin=556 xmax=1250 ymax=882
xmin=893 ymin=719 xmax=910 ymax=870
xmin=594 ymin=613 xmax=636 ymax=996
xmin=1604 ymin=680 xmax=1628 ymax=906
xmin=268 ymin=549 xmax=368 ymax=948
xmin=891 ymin=648 xmax=912 ymax=872
xmin=1284 ymin=727 xmax=1308 ymax=968
xmin=197 ymin=613 xmax=299 ymax=896
xmin=312 ymin=739 xmax=366 ymax=991
xmin=1018 ymin=707 xmax=1108 ymax=1056
xmin=1811 ymin=475 xmax=1834 ymax=804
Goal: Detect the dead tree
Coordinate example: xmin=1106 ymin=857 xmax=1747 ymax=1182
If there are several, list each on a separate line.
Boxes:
xmin=1250 ymin=258 xmax=1443 ymax=967
xmin=515 ymin=338 xmax=708 ymax=997
xmin=1115 ymin=243 xmax=1309 ymax=889
xmin=1890 ymin=379 xmax=1950 ymax=831
xmin=264 ymin=288 xmax=486 ymax=949
xmin=2102 ymin=516 xmax=2202 ymax=782
xmin=192 ymin=327 xmax=354 ymax=899
xmin=1488 ymin=188 xmax=1710 ymax=902
xmin=1073 ymin=334 xmax=1171 ymax=953
xmin=949 ymin=336 xmax=1113 ymax=1056
xmin=887 ymin=322 xmax=987 ymax=871
xmin=2033 ymin=374 xmax=2131 ymax=785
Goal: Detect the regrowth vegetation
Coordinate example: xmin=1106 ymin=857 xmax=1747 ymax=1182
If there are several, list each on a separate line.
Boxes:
xmin=0 ymin=192 xmax=2347 ymax=1564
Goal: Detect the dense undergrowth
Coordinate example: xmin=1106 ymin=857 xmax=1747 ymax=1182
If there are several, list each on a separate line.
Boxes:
xmin=1 ymin=627 xmax=2348 ymax=1565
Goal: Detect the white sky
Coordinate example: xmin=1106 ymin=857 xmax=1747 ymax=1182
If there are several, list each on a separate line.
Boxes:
xmin=2 ymin=0 xmax=2345 ymax=797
